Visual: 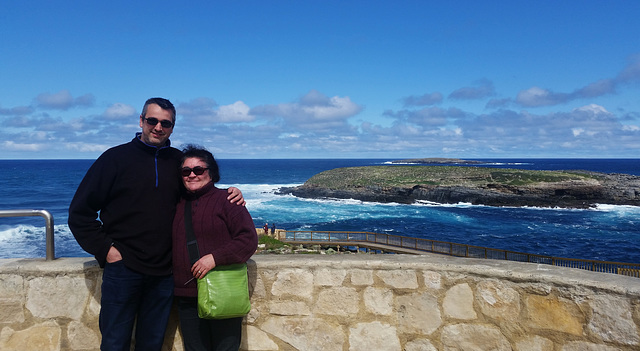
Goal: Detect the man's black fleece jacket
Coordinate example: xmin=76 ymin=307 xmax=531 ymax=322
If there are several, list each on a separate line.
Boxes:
xmin=68 ymin=134 xmax=182 ymax=276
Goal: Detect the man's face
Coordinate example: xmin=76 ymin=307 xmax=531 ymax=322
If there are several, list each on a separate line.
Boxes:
xmin=139 ymin=103 xmax=174 ymax=146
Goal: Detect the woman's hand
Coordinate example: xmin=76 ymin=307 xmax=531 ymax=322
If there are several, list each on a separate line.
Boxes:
xmin=192 ymin=254 xmax=216 ymax=279
xmin=227 ymin=187 xmax=246 ymax=206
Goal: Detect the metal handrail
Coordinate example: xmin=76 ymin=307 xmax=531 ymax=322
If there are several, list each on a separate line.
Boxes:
xmin=283 ymin=230 xmax=640 ymax=278
xmin=0 ymin=209 xmax=55 ymax=261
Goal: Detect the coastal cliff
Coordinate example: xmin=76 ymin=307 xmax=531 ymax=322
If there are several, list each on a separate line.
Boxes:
xmin=277 ymin=165 xmax=640 ymax=209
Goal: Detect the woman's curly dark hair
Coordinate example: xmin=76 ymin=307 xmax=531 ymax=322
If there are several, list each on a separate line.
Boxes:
xmin=180 ymin=144 xmax=220 ymax=183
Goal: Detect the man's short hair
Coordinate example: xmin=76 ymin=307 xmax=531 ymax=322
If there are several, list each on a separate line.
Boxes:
xmin=141 ymin=97 xmax=176 ymax=122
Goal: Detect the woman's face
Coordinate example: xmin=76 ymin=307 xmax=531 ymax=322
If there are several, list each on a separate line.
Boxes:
xmin=181 ymin=157 xmax=211 ymax=193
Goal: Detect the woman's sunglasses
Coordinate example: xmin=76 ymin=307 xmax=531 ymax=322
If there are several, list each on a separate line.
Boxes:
xmin=143 ymin=117 xmax=174 ymax=129
xmin=181 ymin=166 xmax=208 ymax=177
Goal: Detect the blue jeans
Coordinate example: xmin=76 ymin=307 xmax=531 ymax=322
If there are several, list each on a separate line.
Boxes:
xmin=99 ymin=261 xmax=174 ymax=351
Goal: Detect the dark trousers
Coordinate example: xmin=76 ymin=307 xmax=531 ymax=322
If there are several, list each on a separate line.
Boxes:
xmin=176 ymin=296 xmax=243 ymax=351
xmin=99 ymin=261 xmax=174 ymax=351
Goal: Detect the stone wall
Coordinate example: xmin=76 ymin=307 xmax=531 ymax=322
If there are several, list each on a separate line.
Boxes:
xmin=1 ymin=254 xmax=639 ymax=350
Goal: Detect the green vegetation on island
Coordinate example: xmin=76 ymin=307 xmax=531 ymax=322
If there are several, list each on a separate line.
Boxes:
xmin=304 ymin=166 xmax=597 ymax=189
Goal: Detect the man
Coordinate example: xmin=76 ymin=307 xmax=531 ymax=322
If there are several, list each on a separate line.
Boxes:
xmin=68 ymin=97 xmax=244 ymax=351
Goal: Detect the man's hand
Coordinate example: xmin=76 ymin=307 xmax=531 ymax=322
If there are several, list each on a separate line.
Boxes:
xmin=227 ymin=187 xmax=246 ymax=206
xmin=106 ymin=246 xmax=122 ymax=263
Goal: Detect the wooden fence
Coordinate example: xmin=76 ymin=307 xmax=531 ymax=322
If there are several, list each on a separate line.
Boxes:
xmin=282 ymin=230 xmax=640 ymax=278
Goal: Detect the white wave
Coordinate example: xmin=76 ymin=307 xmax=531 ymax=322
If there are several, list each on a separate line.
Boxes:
xmin=480 ymin=162 xmax=532 ymax=166
xmin=0 ymin=224 xmax=25 ymax=242
xmin=592 ymin=203 xmax=640 ymax=213
xmin=414 ymin=200 xmax=475 ymax=208
xmin=0 ymin=224 xmax=74 ymax=241
xmin=416 ymin=200 xmax=596 ymax=212
xmin=0 ymin=223 xmax=87 ymax=259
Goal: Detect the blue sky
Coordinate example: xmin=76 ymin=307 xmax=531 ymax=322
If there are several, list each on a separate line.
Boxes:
xmin=2 ymin=1 xmax=639 ymax=159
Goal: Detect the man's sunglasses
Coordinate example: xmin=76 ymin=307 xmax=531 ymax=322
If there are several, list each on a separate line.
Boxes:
xmin=181 ymin=166 xmax=208 ymax=177
xmin=143 ymin=117 xmax=174 ymax=128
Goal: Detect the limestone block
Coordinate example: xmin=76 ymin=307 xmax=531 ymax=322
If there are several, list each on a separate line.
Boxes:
xmin=396 ymin=292 xmax=441 ymax=335
xmin=0 ymin=274 xmax=24 ymax=300
xmin=0 ymin=298 xmax=25 ymax=324
xmin=441 ymin=323 xmax=511 ymax=351
xmin=246 ymin=306 xmax=261 ymax=324
xmin=250 ymin=272 xmax=267 ymax=299
xmin=476 ymin=280 xmax=521 ymax=321
xmin=87 ymin=273 xmax=102 ymax=318
xmin=587 ymin=295 xmax=640 ymax=346
xmin=443 ymin=283 xmax=477 ymax=320
xmin=522 ymin=282 xmax=552 ymax=295
xmin=241 ymin=325 xmax=278 ymax=350
xmin=261 ymin=316 xmax=344 ymax=351
xmin=67 ymin=321 xmax=100 ymax=350
xmin=269 ymin=301 xmax=311 ymax=316
xmin=314 ymin=287 xmax=359 ymax=316
xmin=525 ymin=294 xmax=584 ymax=335
xmin=261 ymin=270 xmax=277 ymax=282
xmin=376 ymin=269 xmax=418 ymax=289
xmin=348 ymin=321 xmax=400 ymax=351
xmin=88 ymin=290 xmax=101 ymax=318
xmin=404 ymin=338 xmax=437 ymax=351
xmin=515 ymin=335 xmax=554 ymax=351
xmin=561 ymin=341 xmax=622 ymax=351
xmin=0 ymin=320 xmax=61 ymax=351
xmin=350 ymin=269 xmax=373 ymax=286
xmin=422 ymin=271 xmax=441 ymax=290
xmin=26 ymin=275 xmax=92 ymax=319
xmin=363 ymin=287 xmax=393 ymax=315
xmin=314 ymin=268 xmax=347 ymax=286
xmin=271 ymin=269 xmax=314 ymax=300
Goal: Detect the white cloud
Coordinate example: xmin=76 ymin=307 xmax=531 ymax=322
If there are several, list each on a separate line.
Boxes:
xmin=251 ymin=90 xmax=363 ymax=130
xmin=36 ymin=90 xmax=74 ymax=109
xmin=178 ymin=98 xmax=254 ymax=124
xmin=516 ymin=87 xmax=568 ymax=107
xmin=216 ymin=101 xmax=253 ymax=123
xmin=3 ymin=141 xmax=47 ymax=151
xmin=0 ymin=105 xmax=33 ymax=116
xmin=104 ymin=103 xmax=137 ymax=120
xmin=448 ymin=79 xmax=495 ymax=100
xmin=514 ymin=57 xmax=640 ymax=108
xmin=572 ymin=104 xmax=609 ymax=115
xmin=402 ymin=92 xmax=443 ymax=107
xmin=35 ymin=90 xmax=95 ymax=110
xmin=279 ymin=133 xmax=301 ymax=138
xmin=64 ymin=142 xmax=111 ymax=153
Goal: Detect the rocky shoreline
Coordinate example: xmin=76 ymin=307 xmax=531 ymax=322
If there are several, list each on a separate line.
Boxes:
xmin=277 ymin=166 xmax=640 ymax=209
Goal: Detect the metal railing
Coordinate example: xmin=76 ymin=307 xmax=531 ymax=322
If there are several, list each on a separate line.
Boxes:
xmin=283 ymin=230 xmax=640 ymax=278
xmin=0 ymin=209 xmax=55 ymax=261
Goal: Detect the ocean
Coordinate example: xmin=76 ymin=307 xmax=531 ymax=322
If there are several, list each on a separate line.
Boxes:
xmin=1 ymin=158 xmax=639 ymax=263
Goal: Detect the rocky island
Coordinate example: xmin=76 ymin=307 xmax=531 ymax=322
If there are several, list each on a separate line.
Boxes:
xmin=278 ymin=163 xmax=640 ymax=209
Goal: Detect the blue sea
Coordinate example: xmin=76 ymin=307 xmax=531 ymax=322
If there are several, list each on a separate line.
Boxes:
xmin=1 ymin=158 xmax=639 ymax=263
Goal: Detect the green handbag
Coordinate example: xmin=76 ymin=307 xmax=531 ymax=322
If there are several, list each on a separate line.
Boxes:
xmin=196 ymin=263 xmax=251 ymax=319
xmin=184 ymin=200 xmax=251 ymax=319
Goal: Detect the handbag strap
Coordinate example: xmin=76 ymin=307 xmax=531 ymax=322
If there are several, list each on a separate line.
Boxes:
xmin=184 ymin=200 xmax=200 ymax=266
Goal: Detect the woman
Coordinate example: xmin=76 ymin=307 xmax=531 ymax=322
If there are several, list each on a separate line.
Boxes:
xmin=172 ymin=145 xmax=258 ymax=351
